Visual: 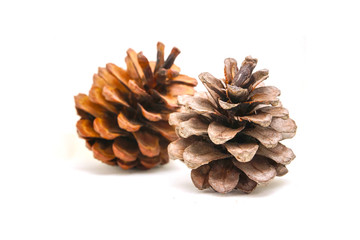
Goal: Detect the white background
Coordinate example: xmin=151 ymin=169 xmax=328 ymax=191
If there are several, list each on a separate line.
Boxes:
xmin=1 ymin=0 xmax=359 ymax=239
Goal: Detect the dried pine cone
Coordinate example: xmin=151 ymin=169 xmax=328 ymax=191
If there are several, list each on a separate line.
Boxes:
xmin=168 ymin=56 xmax=296 ymax=193
xmin=75 ymin=42 xmax=197 ymax=170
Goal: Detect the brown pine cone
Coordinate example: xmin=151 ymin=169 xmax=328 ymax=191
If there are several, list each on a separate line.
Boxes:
xmin=168 ymin=56 xmax=296 ymax=193
xmin=75 ymin=42 xmax=197 ymax=170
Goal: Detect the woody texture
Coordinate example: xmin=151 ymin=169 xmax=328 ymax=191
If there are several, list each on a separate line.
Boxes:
xmin=75 ymin=42 xmax=197 ymax=170
xmin=168 ymin=56 xmax=297 ymax=193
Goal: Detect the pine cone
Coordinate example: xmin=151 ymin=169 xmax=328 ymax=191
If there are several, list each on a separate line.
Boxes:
xmin=168 ymin=56 xmax=296 ymax=193
xmin=75 ymin=42 xmax=197 ymax=170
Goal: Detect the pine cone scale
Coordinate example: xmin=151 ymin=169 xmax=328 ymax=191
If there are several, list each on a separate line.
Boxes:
xmin=105 ymin=63 xmax=130 ymax=87
xmin=147 ymin=121 xmax=177 ymax=141
xmin=117 ymin=159 xmax=138 ymax=169
xmin=257 ymin=143 xmax=295 ymax=165
xmin=128 ymin=80 xmax=152 ymax=101
xmin=137 ymin=52 xmax=154 ymax=84
xmin=176 ymin=117 xmax=209 ymax=138
xmin=137 ymin=103 xmax=163 ymax=121
xmin=208 ymin=159 xmax=240 ymax=194
xmin=76 ymin=119 xmax=100 ymax=138
xmin=89 ymin=86 xmax=118 ymax=113
xmin=242 ymin=126 xmax=282 ymax=149
xmin=239 ymin=112 xmax=272 ymax=127
xmin=133 ymin=130 xmax=160 ymax=157
xmin=183 ymin=141 xmax=231 ymax=169
xmin=208 ymin=121 xmax=245 ymax=145
xmin=168 ymin=137 xmax=196 ymax=161
xmin=151 ymin=91 xmax=179 ymax=110
xmin=112 ymin=137 xmax=139 ymax=162
xmin=98 ymin=67 xmax=129 ymax=93
xmin=232 ymin=156 xmax=277 ymax=184
xmin=224 ymin=58 xmax=238 ymax=84
xmin=93 ymin=117 xmax=124 ymax=140
xmin=236 ymin=174 xmax=257 ymax=193
xmin=168 ymin=112 xmax=198 ymax=126
xmin=257 ymin=106 xmax=289 ymax=119
xmin=191 ymin=164 xmax=211 ymax=190
xmin=249 ymin=69 xmax=269 ymax=89
xmin=116 ymin=112 xmax=142 ymax=132
xmin=126 ymin=49 xmax=145 ymax=82
xmin=171 ymin=74 xmax=198 ymax=85
xmin=224 ymin=142 xmax=259 ymax=163
xmin=92 ymin=141 xmax=115 ymax=162
xmin=102 ymin=85 xmax=130 ymax=107
xmin=75 ymin=94 xmax=107 ymax=118
xmin=166 ymin=83 xmax=196 ymax=96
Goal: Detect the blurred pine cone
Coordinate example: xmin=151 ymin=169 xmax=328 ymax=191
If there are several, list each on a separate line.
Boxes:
xmin=75 ymin=42 xmax=197 ymax=170
xmin=168 ymin=56 xmax=296 ymax=193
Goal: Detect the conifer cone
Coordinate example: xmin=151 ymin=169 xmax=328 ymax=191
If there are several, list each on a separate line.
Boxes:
xmin=75 ymin=42 xmax=197 ymax=170
xmin=168 ymin=56 xmax=296 ymax=193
